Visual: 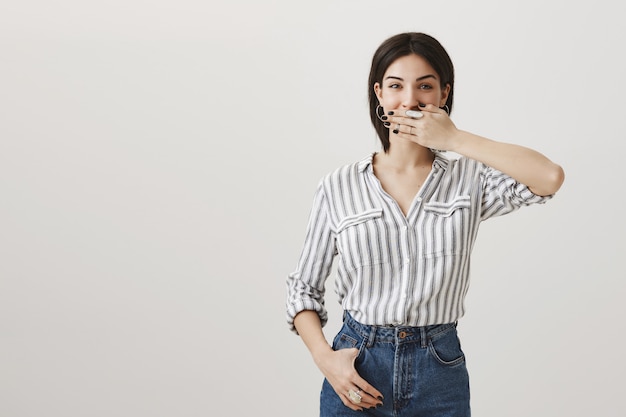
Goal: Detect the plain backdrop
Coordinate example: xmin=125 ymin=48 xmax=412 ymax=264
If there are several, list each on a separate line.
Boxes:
xmin=1 ymin=1 xmax=624 ymax=416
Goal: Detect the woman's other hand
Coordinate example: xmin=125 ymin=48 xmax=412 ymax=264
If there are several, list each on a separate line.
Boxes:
xmin=314 ymin=347 xmax=383 ymax=411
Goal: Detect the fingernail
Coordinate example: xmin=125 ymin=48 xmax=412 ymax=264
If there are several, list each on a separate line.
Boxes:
xmin=387 ymin=111 xmax=394 ymax=115
xmin=392 ymin=129 xmax=399 ymax=134
xmin=381 ymin=115 xmax=388 ymax=120
xmin=384 ymin=122 xmax=390 ymax=127
xmin=378 ymin=396 xmax=384 ymax=401
xmin=419 ymin=103 xmax=425 ymax=107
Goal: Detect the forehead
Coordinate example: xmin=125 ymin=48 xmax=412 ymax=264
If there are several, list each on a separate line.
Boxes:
xmin=383 ymin=54 xmax=439 ymax=79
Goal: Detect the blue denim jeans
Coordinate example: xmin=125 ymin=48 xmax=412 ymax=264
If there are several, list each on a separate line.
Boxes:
xmin=320 ymin=312 xmax=470 ymax=416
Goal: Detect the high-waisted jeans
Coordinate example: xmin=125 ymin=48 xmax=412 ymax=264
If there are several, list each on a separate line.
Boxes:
xmin=320 ymin=312 xmax=470 ymax=417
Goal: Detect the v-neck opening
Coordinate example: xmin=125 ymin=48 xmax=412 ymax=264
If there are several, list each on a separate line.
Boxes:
xmin=367 ymin=153 xmax=440 ymax=222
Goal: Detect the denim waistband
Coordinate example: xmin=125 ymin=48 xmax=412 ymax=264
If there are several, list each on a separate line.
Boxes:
xmin=343 ymin=311 xmax=457 ymax=345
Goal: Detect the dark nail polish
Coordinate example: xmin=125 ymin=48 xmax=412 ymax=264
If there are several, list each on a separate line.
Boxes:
xmin=378 ymin=396 xmax=384 ymax=401
xmin=392 ymin=129 xmax=399 ymax=134
xmin=419 ymin=103 xmax=425 ymax=107
xmin=387 ymin=111 xmax=394 ymax=115
xmin=381 ymin=115 xmax=387 ymax=120
xmin=384 ymin=122 xmax=390 ymax=127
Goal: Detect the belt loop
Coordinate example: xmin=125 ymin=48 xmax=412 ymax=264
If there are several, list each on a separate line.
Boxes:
xmin=420 ymin=327 xmax=427 ymax=348
xmin=367 ymin=325 xmax=376 ymax=347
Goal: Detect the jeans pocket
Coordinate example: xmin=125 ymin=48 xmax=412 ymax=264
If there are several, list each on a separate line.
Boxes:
xmin=332 ymin=325 xmax=367 ymax=365
xmin=333 ymin=332 xmax=359 ymax=350
xmin=428 ymin=328 xmax=466 ymax=367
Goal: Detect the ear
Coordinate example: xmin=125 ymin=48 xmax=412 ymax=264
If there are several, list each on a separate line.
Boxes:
xmin=440 ymin=83 xmax=451 ymax=106
xmin=374 ymin=82 xmax=383 ymax=102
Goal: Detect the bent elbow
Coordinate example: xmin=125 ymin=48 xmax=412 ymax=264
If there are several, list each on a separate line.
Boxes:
xmin=548 ymin=163 xmax=565 ymax=194
xmin=533 ymin=163 xmax=565 ymax=196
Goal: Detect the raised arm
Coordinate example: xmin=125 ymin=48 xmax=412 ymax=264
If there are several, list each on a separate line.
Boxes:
xmin=451 ymin=131 xmax=564 ymax=196
xmin=389 ymin=104 xmax=565 ymax=196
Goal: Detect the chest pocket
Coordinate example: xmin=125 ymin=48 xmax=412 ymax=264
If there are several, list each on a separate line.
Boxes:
xmin=335 ymin=208 xmax=387 ymax=269
xmin=422 ymin=196 xmax=472 ymax=257
xmin=336 ymin=208 xmax=384 ymax=233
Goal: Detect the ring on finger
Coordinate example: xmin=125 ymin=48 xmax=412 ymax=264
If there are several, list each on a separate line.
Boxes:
xmin=348 ymin=389 xmax=362 ymax=404
xmin=406 ymin=110 xmax=423 ymax=119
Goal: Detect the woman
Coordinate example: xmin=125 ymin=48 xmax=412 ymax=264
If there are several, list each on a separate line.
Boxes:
xmin=286 ymin=32 xmax=564 ymax=416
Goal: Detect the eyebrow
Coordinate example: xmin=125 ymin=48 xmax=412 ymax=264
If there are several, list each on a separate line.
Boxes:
xmin=384 ymin=74 xmax=438 ymax=82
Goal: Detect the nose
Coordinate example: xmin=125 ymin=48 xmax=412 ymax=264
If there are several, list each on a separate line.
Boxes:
xmin=401 ymin=89 xmax=420 ymax=109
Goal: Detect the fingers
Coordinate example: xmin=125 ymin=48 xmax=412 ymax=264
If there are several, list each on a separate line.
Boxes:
xmin=339 ymin=387 xmax=366 ymax=411
xmin=343 ymin=374 xmax=384 ymax=409
xmin=386 ymin=105 xmax=446 ymax=126
xmin=328 ymin=353 xmax=384 ymax=410
xmin=417 ymin=103 xmax=444 ymax=113
xmin=387 ymin=114 xmax=422 ymax=136
xmin=353 ymin=377 xmax=384 ymax=405
xmin=405 ymin=109 xmax=424 ymax=119
xmin=339 ymin=383 xmax=383 ymax=411
xmin=393 ymin=123 xmax=416 ymax=136
xmin=386 ymin=104 xmax=442 ymax=118
xmin=386 ymin=105 xmax=448 ymax=137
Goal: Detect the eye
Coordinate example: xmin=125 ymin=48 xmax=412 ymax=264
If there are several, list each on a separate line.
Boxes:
xmin=388 ymin=83 xmax=401 ymax=89
xmin=419 ymin=84 xmax=433 ymax=90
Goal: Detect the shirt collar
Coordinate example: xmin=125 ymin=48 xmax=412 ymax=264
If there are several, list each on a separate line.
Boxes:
xmin=358 ymin=152 xmax=450 ymax=173
xmin=357 ymin=153 xmax=375 ymax=173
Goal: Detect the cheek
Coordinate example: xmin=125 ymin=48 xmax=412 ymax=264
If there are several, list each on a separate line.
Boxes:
xmin=380 ymin=95 xmax=402 ymax=108
xmin=419 ymin=90 xmax=443 ymax=105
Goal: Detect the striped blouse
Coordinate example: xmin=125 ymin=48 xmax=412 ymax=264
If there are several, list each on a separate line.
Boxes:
xmin=286 ymin=153 xmax=551 ymax=332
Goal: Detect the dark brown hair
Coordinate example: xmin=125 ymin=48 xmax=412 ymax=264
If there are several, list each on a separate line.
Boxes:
xmin=368 ymin=32 xmax=455 ymax=152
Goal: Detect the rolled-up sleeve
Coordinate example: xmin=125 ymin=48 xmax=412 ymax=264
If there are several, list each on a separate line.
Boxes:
xmin=286 ymin=182 xmax=337 ymax=334
xmin=480 ymin=164 xmax=553 ymax=221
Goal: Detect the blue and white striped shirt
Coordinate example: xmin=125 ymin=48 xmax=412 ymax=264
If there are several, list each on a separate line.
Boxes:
xmin=286 ymin=153 xmax=551 ymax=332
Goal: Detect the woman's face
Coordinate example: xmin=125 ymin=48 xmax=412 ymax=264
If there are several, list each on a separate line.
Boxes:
xmin=374 ymin=53 xmax=450 ymax=111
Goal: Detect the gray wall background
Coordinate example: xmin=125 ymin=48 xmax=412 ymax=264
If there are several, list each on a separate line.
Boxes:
xmin=1 ymin=1 xmax=624 ymax=416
